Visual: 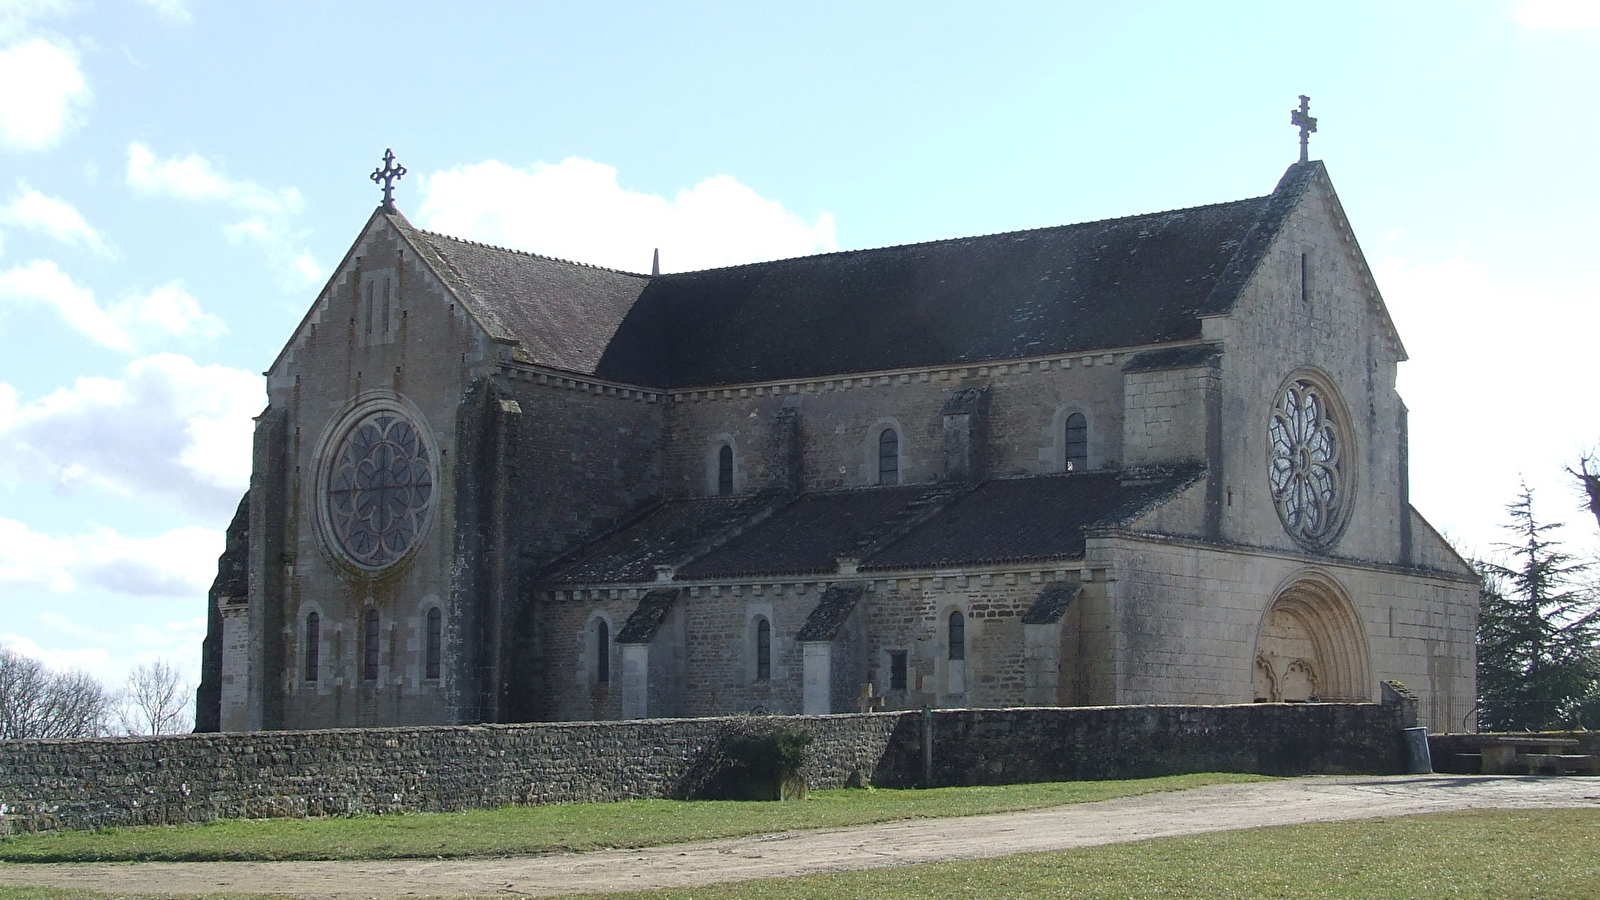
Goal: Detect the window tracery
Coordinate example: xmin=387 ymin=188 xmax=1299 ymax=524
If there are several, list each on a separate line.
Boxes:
xmin=325 ymin=408 xmax=434 ymax=570
xmin=1268 ymin=377 xmax=1349 ymax=550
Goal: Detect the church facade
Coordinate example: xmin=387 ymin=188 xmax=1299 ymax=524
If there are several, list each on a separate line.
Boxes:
xmin=197 ymin=159 xmax=1478 ymax=734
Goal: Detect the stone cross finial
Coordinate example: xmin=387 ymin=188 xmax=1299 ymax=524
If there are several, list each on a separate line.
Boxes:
xmin=371 ymin=149 xmax=407 ymax=212
xmin=857 ymin=682 xmax=885 ymax=714
xmin=1291 ymin=95 xmax=1317 ymax=163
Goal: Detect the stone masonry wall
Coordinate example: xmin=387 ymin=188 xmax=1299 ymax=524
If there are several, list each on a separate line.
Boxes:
xmin=1 ymin=702 xmax=1403 ymax=835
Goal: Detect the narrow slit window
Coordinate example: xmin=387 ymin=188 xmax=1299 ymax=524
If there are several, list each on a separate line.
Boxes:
xmin=877 ymin=428 xmax=900 ymax=485
xmin=381 ymin=277 xmax=392 ymax=333
xmin=425 ymin=607 xmax=442 ymax=680
xmin=948 ymin=610 xmax=965 ymax=661
xmin=362 ymin=609 xmax=379 ymax=681
xmin=889 ymin=650 xmax=908 ymax=690
xmin=1065 ymin=413 xmax=1088 ymax=471
xmin=364 ymin=280 xmax=375 ymax=335
xmin=717 ymin=444 xmax=734 ymax=495
xmin=304 ymin=611 xmax=320 ymax=682
xmin=1300 ymin=252 xmax=1310 ymax=304
xmin=596 ymin=619 xmax=610 ymax=684
xmin=756 ymin=617 xmax=771 ymax=681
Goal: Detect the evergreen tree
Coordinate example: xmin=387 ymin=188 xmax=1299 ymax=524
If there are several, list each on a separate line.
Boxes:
xmin=1475 ymin=487 xmax=1600 ymax=730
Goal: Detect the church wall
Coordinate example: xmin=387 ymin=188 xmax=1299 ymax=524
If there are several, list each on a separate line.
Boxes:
xmin=262 ymin=219 xmax=505 ymax=730
xmin=1108 ymin=533 xmax=1476 ymax=733
xmin=656 ymin=358 xmax=1128 ymax=497
xmin=538 ymin=570 xmax=1098 ymax=722
xmin=1205 ymin=177 xmax=1424 ymax=570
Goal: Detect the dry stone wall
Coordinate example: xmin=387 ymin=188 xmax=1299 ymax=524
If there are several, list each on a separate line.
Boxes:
xmin=0 ymin=702 xmax=1404 ymax=835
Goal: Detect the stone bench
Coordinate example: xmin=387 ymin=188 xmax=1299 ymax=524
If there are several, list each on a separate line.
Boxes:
xmin=1520 ymin=754 xmax=1599 ymax=776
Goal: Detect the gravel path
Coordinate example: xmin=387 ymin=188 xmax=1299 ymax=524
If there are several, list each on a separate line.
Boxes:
xmin=3 ymin=775 xmax=1597 ymax=898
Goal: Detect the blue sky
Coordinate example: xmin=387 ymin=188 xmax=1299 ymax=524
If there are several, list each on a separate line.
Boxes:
xmin=1 ymin=0 xmax=1596 ymax=696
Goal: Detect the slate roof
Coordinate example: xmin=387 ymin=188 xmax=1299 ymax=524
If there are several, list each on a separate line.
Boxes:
xmin=615 ymin=588 xmax=681 ymax=644
xmin=540 ymin=468 xmax=1203 ymax=586
xmin=392 ymin=217 xmax=649 ymax=373
xmin=1021 ymin=584 xmax=1081 ymax=625
xmin=676 ymin=485 xmax=959 ymax=579
xmin=859 ymin=467 xmax=1203 ymax=571
xmin=377 ymin=163 xmax=1328 ymax=388
xmin=540 ymin=494 xmax=774 ymax=585
xmin=795 ymin=584 xmax=866 ymax=642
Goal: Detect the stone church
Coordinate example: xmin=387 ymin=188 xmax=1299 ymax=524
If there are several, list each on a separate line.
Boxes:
xmin=196 ymin=153 xmax=1478 ymax=735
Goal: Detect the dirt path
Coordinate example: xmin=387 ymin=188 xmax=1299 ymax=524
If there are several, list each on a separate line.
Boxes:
xmin=3 ymin=775 xmax=1598 ymax=899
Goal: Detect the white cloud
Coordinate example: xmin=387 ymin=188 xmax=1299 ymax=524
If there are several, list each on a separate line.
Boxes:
xmin=1377 ymin=253 xmax=1600 ymax=558
xmin=418 ymin=157 xmax=837 ymax=273
xmin=0 ymin=0 xmax=76 ymax=40
xmin=136 ymin=0 xmax=191 ymax=25
xmin=0 ymin=36 xmax=89 ymax=151
xmin=126 ymin=142 xmax=323 ymax=287
xmin=0 ymin=259 xmax=224 ymax=350
xmin=0 ymin=181 xmax=111 ymax=254
xmin=1515 ymin=0 xmax=1600 ymax=30
xmin=0 ymin=517 xmax=219 ymax=598
xmin=0 ymin=352 xmax=261 ymax=515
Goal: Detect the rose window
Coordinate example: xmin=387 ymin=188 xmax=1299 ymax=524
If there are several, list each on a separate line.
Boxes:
xmin=1268 ymin=379 xmax=1347 ymax=550
xmin=326 ymin=410 xmax=434 ymax=569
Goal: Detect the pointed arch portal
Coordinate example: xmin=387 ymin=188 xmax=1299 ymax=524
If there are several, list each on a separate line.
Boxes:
xmin=1252 ymin=571 xmax=1372 ymax=703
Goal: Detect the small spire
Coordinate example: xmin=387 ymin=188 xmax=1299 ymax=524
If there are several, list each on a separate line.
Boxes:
xmin=1290 ymin=95 xmax=1318 ymax=164
xmin=651 ymin=248 xmax=660 ymax=276
xmin=370 ymin=149 xmax=407 ymax=212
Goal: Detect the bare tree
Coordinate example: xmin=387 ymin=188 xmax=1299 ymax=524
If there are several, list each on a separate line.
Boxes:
xmin=0 ymin=646 xmax=112 ymax=739
xmin=119 ymin=659 xmax=192 ymax=735
xmin=1571 ymin=453 xmax=1600 ymax=534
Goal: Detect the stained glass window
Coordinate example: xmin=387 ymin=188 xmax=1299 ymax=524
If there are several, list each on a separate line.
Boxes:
xmin=948 ymin=610 xmax=965 ymax=661
xmin=326 ymin=409 xmax=434 ymax=569
xmin=717 ymin=445 xmax=734 ymax=495
xmin=1065 ymin=413 xmax=1088 ymax=471
xmin=756 ymin=617 xmax=771 ymax=681
xmin=878 ymin=428 xmax=899 ymax=485
xmin=304 ymin=611 xmax=320 ymax=682
xmin=425 ymin=607 xmax=442 ymax=681
xmin=1268 ymin=378 xmax=1348 ymax=549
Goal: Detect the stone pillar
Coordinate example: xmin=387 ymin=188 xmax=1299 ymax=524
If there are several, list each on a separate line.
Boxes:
xmin=1023 ymin=623 xmax=1061 ymax=706
xmin=218 ymin=600 xmax=252 ymax=732
xmin=941 ymin=387 xmax=989 ymax=483
xmin=619 ymin=643 xmax=651 ymax=719
xmin=802 ymin=642 xmax=832 ymax=715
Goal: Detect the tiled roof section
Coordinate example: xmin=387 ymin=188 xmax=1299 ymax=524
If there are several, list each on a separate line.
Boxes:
xmin=392 ymin=216 xmax=650 ymax=372
xmin=594 ymin=196 xmax=1273 ymax=387
xmin=540 ymin=494 xmax=775 ymax=584
xmin=860 ymin=467 xmax=1204 ymax=571
xmin=615 ymin=588 xmax=681 ymax=644
xmin=1195 ymin=161 xmax=1320 ymax=318
xmin=1122 ymin=343 xmax=1222 ymax=373
xmin=1021 ymin=584 xmax=1081 ymax=625
xmin=796 ymin=584 xmax=866 ymax=642
xmin=675 ymin=486 xmax=959 ymax=579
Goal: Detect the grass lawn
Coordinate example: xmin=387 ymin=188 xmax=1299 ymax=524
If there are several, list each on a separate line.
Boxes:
xmin=570 ymin=808 xmax=1600 ymax=900
xmin=0 ymin=808 xmax=1595 ymax=900
xmin=0 ymin=773 xmax=1263 ymax=863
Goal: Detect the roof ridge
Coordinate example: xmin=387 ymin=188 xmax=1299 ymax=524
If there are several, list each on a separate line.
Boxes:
xmin=652 ymin=195 xmax=1272 ymax=277
xmin=403 ymin=222 xmax=652 ymax=279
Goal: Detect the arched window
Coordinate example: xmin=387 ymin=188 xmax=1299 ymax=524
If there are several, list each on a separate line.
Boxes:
xmin=756 ymin=617 xmax=771 ymax=681
xmin=596 ymin=619 xmax=610 ymax=684
xmin=717 ymin=444 xmax=735 ymax=495
xmin=1065 ymin=413 xmax=1088 ymax=471
xmin=362 ymin=609 xmax=380 ymax=681
xmin=948 ymin=610 xmax=965 ymax=661
xmin=877 ymin=428 xmax=900 ymax=485
xmin=304 ymin=611 xmax=320 ymax=682
xmin=425 ymin=607 xmax=442 ymax=680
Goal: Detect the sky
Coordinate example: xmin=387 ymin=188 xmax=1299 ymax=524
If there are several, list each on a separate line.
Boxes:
xmin=1 ymin=0 xmax=1597 ymax=699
